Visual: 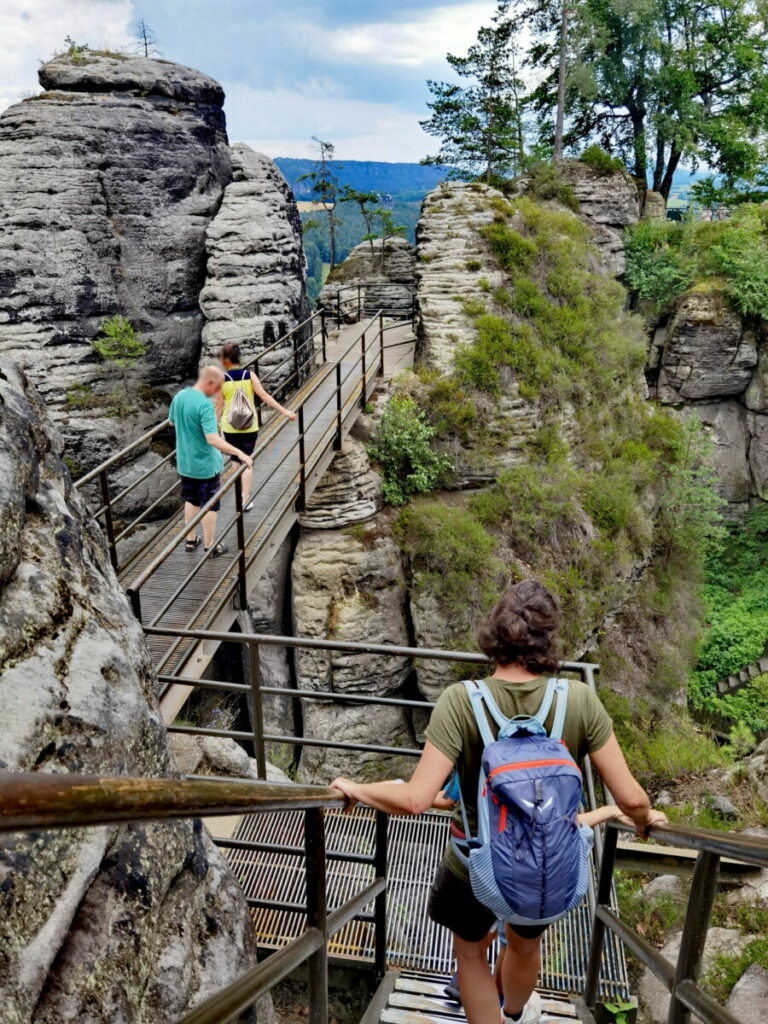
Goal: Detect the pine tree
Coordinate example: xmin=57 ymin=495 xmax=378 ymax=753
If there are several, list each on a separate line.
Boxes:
xmin=299 ymin=138 xmax=342 ymax=268
xmin=421 ymin=1 xmax=527 ymax=182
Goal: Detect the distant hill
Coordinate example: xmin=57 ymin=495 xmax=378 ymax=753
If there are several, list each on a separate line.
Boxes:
xmin=275 ymin=159 xmax=452 ymax=198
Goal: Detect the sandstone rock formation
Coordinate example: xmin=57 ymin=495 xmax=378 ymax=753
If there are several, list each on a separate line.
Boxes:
xmin=299 ymin=439 xmax=382 ymax=529
xmin=554 ymin=160 xmax=640 ymax=275
xmin=0 ymin=360 xmax=258 ymax=1023
xmin=648 ymin=288 xmax=768 ymax=509
xmin=0 ymin=53 xmax=232 ymax=471
xmin=200 ymin=143 xmax=309 ymax=367
xmin=319 ymin=237 xmax=416 ymax=318
xmin=291 ymin=522 xmax=412 ymax=782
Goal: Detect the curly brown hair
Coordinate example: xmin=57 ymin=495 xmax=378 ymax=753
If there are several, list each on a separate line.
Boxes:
xmin=476 ymin=580 xmax=560 ymax=674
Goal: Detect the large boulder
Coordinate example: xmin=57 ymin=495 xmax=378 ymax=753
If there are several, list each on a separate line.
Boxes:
xmin=639 ymin=928 xmax=757 ymax=1023
xmin=725 ymin=963 xmax=768 ymax=1019
xmin=690 ymin=402 xmax=752 ymax=506
xmin=319 ymin=237 xmax=416 ymax=318
xmin=0 ymin=53 xmax=232 ymax=471
xmin=291 ymin=523 xmax=413 ymax=782
xmin=0 ymin=360 xmax=259 ymax=1023
xmin=657 ymin=291 xmax=757 ymax=403
xmin=200 ymin=143 xmax=309 ymax=366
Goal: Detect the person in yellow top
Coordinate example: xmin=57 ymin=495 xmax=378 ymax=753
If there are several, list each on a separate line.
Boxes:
xmin=217 ymin=343 xmax=297 ymax=511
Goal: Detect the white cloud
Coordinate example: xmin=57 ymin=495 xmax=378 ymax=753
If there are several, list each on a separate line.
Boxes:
xmin=309 ymin=2 xmax=497 ymax=67
xmin=0 ymin=0 xmax=135 ymax=113
xmin=225 ymin=79 xmax=434 ymax=162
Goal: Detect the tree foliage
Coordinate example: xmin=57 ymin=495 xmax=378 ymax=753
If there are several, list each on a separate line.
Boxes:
xmin=421 ymin=1 xmax=528 ymax=181
xmin=92 ymin=315 xmax=145 ymax=365
xmin=514 ymin=0 xmax=768 ymax=197
xmin=367 ymin=397 xmax=452 ymax=506
xmin=299 ymin=138 xmax=342 ymax=268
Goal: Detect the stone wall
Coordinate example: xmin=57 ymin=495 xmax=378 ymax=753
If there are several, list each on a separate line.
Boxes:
xmin=200 ymin=143 xmax=309 ymax=369
xmin=0 ymin=359 xmax=259 ymax=1023
xmin=0 ymin=54 xmax=232 ymax=472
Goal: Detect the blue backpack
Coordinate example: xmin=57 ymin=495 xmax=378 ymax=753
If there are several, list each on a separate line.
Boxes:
xmin=451 ymin=678 xmax=593 ymax=927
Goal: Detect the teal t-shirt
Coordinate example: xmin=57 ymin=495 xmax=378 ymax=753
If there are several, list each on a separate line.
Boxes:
xmin=169 ymin=388 xmax=223 ymax=480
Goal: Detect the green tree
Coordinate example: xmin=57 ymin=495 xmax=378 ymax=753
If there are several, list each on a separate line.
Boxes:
xmin=299 ymin=138 xmax=342 ymax=268
xmin=517 ymin=0 xmax=768 ymax=197
xmin=339 ymin=186 xmax=380 ymax=257
xmin=421 ymin=0 xmax=527 ymax=181
xmin=374 ymin=208 xmax=408 ymax=272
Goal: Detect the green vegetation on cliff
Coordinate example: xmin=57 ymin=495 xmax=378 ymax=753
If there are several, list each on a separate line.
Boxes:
xmin=691 ymin=506 xmax=768 ymax=732
xmin=625 ymin=205 xmax=768 ymax=317
xmin=383 ymin=193 xmax=720 ymax=663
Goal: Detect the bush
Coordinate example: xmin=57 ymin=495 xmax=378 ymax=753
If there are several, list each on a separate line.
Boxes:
xmin=703 ymin=938 xmax=768 ymax=1003
xmin=524 ymin=161 xmax=579 ymax=212
xmin=92 ymin=315 xmax=145 ymax=365
xmin=367 ymin=396 xmax=452 ymax=506
xmin=394 ymin=501 xmax=500 ymax=611
xmin=579 ymin=145 xmax=624 ymax=175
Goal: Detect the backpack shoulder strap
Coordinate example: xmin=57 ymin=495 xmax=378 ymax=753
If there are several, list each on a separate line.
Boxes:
xmin=463 ymin=680 xmax=496 ymax=748
xmin=549 ymin=678 xmax=571 ymax=741
xmin=533 ymin=677 xmax=558 ymax=726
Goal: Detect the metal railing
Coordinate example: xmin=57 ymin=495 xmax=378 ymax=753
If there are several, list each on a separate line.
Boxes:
xmin=75 ymin=310 xmax=328 ymax=573
xmin=0 ymin=770 xmax=386 ymax=1024
xmin=125 ymin=313 xmax=390 ymax=674
xmin=321 ymin=283 xmax=417 ymax=328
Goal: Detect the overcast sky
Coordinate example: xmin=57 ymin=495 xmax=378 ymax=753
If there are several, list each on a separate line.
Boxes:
xmin=0 ymin=0 xmax=499 ymax=161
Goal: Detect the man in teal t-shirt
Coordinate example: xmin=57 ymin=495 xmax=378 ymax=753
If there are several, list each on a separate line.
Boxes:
xmin=169 ymin=366 xmax=253 ymax=556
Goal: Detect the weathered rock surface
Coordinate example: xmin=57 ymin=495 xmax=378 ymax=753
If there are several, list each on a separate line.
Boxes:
xmin=557 ymin=160 xmax=640 ymax=275
xmin=0 ymin=359 xmax=258 ymax=1023
xmin=200 ymin=143 xmax=308 ymax=366
xmin=690 ymin=402 xmax=752 ymax=506
xmin=168 ymin=733 xmax=291 ymax=783
xmin=299 ymin=440 xmax=382 ymax=529
xmin=291 ymin=523 xmax=413 ymax=782
xmin=639 ymin=928 xmax=757 ymax=1023
xmin=319 ymin=237 xmax=416 ymax=318
xmin=416 ymin=182 xmax=507 ymax=373
xmin=725 ymin=964 xmax=768 ymax=1020
xmin=0 ymin=54 xmax=232 ymax=471
xmin=657 ymin=292 xmax=757 ymax=402
xmin=643 ymin=191 xmax=667 ymax=220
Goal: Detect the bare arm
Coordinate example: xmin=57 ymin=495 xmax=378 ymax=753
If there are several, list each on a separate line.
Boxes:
xmin=578 ymin=804 xmax=631 ymax=829
xmin=331 ymin=741 xmax=454 ymax=816
xmin=590 ymin=734 xmax=666 ymax=836
xmin=205 ymin=432 xmax=253 ymax=466
xmin=251 ymin=372 xmax=296 ymax=420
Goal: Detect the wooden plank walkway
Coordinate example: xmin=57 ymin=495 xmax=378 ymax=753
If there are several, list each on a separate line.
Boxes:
xmin=119 ymin=320 xmax=415 ymax=694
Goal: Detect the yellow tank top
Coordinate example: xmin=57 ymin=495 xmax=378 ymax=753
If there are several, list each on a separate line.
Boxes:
xmin=221 ymin=370 xmax=258 ymax=434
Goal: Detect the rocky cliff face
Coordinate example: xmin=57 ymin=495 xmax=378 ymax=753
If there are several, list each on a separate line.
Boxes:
xmin=0 ymin=54 xmax=232 ymax=472
xmin=319 ymin=237 xmax=416 ymax=318
xmin=648 ymin=289 xmax=768 ymax=511
xmin=557 ymin=161 xmax=640 ymax=276
xmin=0 ymin=360 xmax=258 ymax=1022
xmin=200 ymin=143 xmax=309 ymax=366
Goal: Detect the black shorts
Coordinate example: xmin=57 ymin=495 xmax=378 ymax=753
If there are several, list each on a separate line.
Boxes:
xmin=180 ymin=474 xmax=221 ymax=512
xmin=427 ymin=862 xmax=548 ymax=943
xmin=224 ymin=431 xmax=257 ymax=457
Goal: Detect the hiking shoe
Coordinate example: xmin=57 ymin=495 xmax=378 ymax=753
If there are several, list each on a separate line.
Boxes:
xmin=205 ymin=542 xmax=229 ymax=558
xmin=443 ymin=972 xmax=461 ymax=1005
xmin=503 ymin=992 xmax=541 ymax=1024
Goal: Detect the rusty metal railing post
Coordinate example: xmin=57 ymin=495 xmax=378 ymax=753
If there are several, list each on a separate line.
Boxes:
xmin=99 ymin=469 xmax=119 ymax=571
xmin=334 ymin=364 xmax=343 ymax=452
xmin=378 ymin=312 xmax=385 ymax=378
xmin=234 ymin=483 xmax=248 ymax=611
xmin=247 ymin=640 xmax=267 ymax=779
xmin=320 ymin=308 xmax=328 ymax=363
xmin=298 ymin=405 xmax=307 ymax=511
xmin=374 ymin=810 xmax=388 ymax=978
xmin=293 ymin=336 xmax=301 ymax=388
xmin=584 ymin=820 xmax=618 ymax=1007
xmin=305 ymin=808 xmax=329 ymax=1024
xmin=357 ymin=284 xmax=362 ymax=321
xmin=667 ymin=851 xmax=721 ymax=1024
xmin=360 ymin=330 xmax=367 ymax=409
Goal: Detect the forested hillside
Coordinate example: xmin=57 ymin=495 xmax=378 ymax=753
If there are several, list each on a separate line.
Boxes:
xmin=275 ymin=159 xmax=451 ymax=198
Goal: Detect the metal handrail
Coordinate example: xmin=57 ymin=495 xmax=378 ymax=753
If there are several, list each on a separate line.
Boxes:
xmin=125 ymin=312 xmax=385 ymax=630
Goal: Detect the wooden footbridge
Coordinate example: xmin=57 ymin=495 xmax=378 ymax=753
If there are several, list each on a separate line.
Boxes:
xmin=55 ymin=303 xmax=768 ymax=1024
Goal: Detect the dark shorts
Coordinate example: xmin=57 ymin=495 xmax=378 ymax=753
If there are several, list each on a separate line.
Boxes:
xmin=224 ymin=431 xmax=257 ymax=458
xmin=180 ymin=473 xmax=221 ymax=512
xmin=427 ymin=862 xmax=548 ymax=943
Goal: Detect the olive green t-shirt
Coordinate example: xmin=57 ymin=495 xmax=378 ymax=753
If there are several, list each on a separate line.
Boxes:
xmin=425 ymin=676 xmax=613 ymax=879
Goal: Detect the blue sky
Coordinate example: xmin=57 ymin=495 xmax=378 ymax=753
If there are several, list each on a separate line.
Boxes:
xmin=1 ymin=0 xmax=498 ymax=160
